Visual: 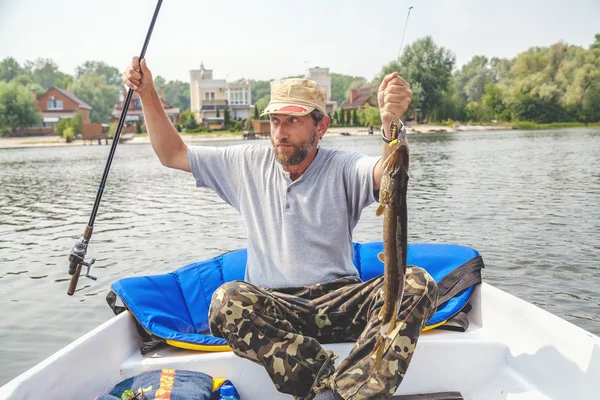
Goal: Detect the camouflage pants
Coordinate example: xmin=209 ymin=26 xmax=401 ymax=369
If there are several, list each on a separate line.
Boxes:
xmin=209 ymin=267 xmax=438 ymax=400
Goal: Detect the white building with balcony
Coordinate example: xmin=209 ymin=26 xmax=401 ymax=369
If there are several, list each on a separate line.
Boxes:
xmin=190 ymin=63 xmax=253 ymax=124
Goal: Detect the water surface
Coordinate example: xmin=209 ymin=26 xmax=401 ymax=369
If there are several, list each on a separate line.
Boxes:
xmin=1 ymin=128 xmax=599 ymax=385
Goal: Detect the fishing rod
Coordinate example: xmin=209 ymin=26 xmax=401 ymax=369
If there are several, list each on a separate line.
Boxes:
xmin=397 ymin=6 xmax=413 ymax=59
xmin=67 ymin=0 xmax=164 ymax=296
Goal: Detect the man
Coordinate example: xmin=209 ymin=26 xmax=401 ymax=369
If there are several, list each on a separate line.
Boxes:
xmin=123 ymin=57 xmax=438 ymax=400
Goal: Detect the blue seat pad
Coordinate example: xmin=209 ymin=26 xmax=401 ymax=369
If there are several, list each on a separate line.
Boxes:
xmin=111 ymin=242 xmax=481 ymax=347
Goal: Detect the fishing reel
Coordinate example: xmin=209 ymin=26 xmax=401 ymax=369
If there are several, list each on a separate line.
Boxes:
xmin=68 ymin=240 xmax=97 ymax=281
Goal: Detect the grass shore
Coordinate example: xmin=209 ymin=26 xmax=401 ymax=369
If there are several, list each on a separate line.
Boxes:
xmin=510 ymin=121 xmax=600 ymax=130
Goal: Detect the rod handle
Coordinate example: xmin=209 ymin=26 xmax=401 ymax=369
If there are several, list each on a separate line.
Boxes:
xmin=67 ymin=264 xmax=83 ymax=296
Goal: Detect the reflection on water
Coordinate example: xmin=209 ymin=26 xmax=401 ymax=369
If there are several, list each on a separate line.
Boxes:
xmin=1 ymin=128 xmax=600 ymax=385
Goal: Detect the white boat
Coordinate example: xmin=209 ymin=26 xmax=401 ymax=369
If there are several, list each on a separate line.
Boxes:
xmin=2 ymin=282 xmax=599 ymax=400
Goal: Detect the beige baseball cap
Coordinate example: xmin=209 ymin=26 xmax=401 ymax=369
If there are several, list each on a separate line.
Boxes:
xmin=261 ymin=78 xmax=327 ymax=117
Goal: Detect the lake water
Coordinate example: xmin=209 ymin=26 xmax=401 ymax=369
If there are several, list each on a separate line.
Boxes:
xmin=1 ymin=129 xmax=599 ymax=386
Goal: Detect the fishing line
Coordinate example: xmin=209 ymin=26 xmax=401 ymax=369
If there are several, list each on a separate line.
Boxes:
xmin=398 ymin=6 xmax=414 ymax=60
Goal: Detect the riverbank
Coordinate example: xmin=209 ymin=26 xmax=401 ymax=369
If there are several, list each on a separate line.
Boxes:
xmin=326 ymin=123 xmax=511 ymax=135
xmin=0 ymin=133 xmax=245 ymax=149
xmin=2 ymin=123 xmax=598 ymax=149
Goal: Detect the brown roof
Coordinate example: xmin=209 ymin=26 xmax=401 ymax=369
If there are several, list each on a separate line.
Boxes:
xmin=52 ymin=87 xmax=92 ymax=109
xmin=340 ymin=87 xmax=374 ymax=109
xmin=113 ymin=90 xmax=175 ymax=111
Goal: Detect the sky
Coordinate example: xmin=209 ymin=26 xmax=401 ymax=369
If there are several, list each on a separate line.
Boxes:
xmin=0 ymin=0 xmax=599 ymax=84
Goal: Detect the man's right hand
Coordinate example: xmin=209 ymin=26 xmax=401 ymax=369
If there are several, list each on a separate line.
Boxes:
xmin=122 ymin=56 xmax=154 ymax=97
xmin=122 ymin=56 xmax=189 ymax=172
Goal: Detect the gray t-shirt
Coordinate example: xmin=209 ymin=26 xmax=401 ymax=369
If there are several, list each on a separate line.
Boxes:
xmin=187 ymin=144 xmax=379 ymax=288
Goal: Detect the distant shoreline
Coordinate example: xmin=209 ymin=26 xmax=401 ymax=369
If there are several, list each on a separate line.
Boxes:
xmin=1 ymin=124 xmax=597 ymax=150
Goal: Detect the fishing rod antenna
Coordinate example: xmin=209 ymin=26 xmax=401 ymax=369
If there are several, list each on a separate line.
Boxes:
xmin=67 ymin=0 xmax=164 ymax=295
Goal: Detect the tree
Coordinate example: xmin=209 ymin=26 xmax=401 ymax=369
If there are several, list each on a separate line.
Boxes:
xmin=254 ymin=104 xmax=259 ymax=119
xmin=500 ymin=41 xmax=600 ymax=123
xmin=179 ymin=110 xmax=198 ymax=131
xmin=255 ymin=95 xmax=270 ymax=119
xmin=24 ymin=58 xmax=71 ymax=90
xmin=482 ymin=83 xmax=509 ymax=121
xmin=246 ymin=116 xmax=254 ymax=132
xmin=76 ymin=61 xmax=121 ymax=87
xmin=428 ymin=84 xmax=462 ymax=122
xmin=216 ymin=107 xmax=220 ymax=118
xmin=55 ymin=118 xmax=72 ymax=137
xmin=107 ymin=121 xmax=118 ymax=137
xmin=0 ymin=57 xmax=25 ymax=82
xmin=454 ymin=56 xmax=496 ymax=104
xmin=356 ymin=105 xmax=381 ymax=127
xmin=154 ymin=76 xmax=166 ymax=88
xmin=331 ymin=73 xmax=367 ymax=105
xmin=153 ymin=78 xmax=190 ymax=111
xmin=464 ymin=101 xmax=490 ymax=122
xmin=250 ymin=80 xmax=270 ymax=104
xmin=490 ymin=57 xmax=515 ymax=86
xmin=560 ymin=45 xmax=600 ymax=122
xmin=224 ymin=107 xmax=230 ymax=127
xmin=591 ymin=33 xmax=600 ymax=50
xmin=179 ymin=109 xmax=193 ymax=126
xmin=0 ymin=81 xmax=41 ymax=133
xmin=510 ymin=92 xmax=571 ymax=123
xmin=375 ymin=36 xmax=455 ymax=121
xmin=55 ymin=113 xmax=84 ymax=137
xmin=337 ymin=109 xmax=344 ymax=125
xmin=55 ymin=75 xmax=74 ymax=89
xmin=10 ymin=73 xmax=43 ymax=94
xmin=63 ymin=126 xmax=75 ymax=143
xmin=69 ymin=72 xmax=119 ymax=123
xmin=352 ymin=109 xmax=358 ymax=125
xmin=71 ymin=110 xmax=83 ymax=134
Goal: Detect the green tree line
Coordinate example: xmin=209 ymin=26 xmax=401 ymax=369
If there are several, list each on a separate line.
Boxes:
xmin=0 ymin=57 xmax=190 ymax=135
xmin=2 ymin=33 xmax=599 ymax=135
xmin=251 ymin=33 xmax=600 ymax=126
xmin=374 ymin=34 xmax=600 ymax=124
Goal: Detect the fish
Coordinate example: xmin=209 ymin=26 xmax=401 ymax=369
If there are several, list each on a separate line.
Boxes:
xmin=373 ymin=142 xmax=410 ymax=369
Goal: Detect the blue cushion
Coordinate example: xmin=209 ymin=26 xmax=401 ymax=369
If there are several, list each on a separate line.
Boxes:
xmin=111 ymin=242 xmax=481 ymax=347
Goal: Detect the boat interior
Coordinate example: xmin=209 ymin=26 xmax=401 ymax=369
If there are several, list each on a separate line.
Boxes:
xmin=2 ymin=283 xmax=599 ymax=399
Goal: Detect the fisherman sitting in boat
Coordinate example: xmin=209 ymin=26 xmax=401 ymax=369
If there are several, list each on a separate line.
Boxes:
xmin=123 ymin=57 xmax=438 ymax=400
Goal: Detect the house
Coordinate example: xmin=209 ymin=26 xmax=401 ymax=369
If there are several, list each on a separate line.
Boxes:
xmin=190 ymin=63 xmax=253 ymax=126
xmin=24 ymin=87 xmax=92 ymax=135
xmin=340 ymin=87 xmax=375 ymax=110
xmin=111 ymin=87 xmax=180 ymax=132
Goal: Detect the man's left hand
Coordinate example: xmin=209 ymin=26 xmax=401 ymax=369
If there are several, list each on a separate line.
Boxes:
xmin=378 ymin=72 xmax=412 ymax=131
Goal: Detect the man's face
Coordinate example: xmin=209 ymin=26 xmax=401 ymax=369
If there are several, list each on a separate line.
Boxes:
xmin=269 ymin=114 xmax=317 ymax=166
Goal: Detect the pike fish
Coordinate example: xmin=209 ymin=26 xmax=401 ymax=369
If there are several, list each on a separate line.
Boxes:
xmin=373 ymin=142 xmax=410 ymax=369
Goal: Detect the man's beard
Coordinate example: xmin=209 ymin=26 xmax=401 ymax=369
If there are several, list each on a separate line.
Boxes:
xmin=272 ymin=128 xmax=317 ymax=166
